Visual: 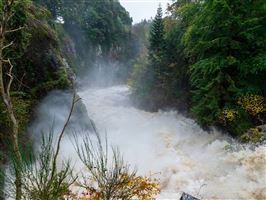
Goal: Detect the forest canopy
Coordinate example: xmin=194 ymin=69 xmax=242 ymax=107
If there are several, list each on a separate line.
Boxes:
xmin=130 ymin=0 xmax=266 ymax=138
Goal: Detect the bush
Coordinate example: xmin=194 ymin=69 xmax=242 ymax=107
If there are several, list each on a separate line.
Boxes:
xmin=72 ymin=122 xmax=160 ymax=200
xmin=237 ymin=94 xmax=266 ymax=123
xmin=3 ymin=132 xmax=73 ymax=200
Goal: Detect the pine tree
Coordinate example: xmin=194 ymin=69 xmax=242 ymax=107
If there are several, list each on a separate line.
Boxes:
xmin=148 ymin=5 xmax=165 ymax=87
xmin=149 ymin=5 xmax=164 ymax=53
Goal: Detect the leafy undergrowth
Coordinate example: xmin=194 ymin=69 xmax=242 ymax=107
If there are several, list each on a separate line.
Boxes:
xmin=65 ymin=174 xmax=160 ymax=200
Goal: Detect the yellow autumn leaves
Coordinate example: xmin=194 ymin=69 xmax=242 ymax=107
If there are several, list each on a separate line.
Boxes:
xmin=219 ymin=94 xmax=265 ymax=124
xmin=219 ymin=108 xmax=238 ymax=123
xmin=124 ymin=175 xmax=160 ymax=200
xmin=237 ymin=94 xmax=266 ymax=116
xmin=65 ymin=173 xmax=160 ymax=200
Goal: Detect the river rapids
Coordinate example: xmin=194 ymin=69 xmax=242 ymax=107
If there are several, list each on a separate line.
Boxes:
xmin=30 ymin=85 xmax=266 ymax=199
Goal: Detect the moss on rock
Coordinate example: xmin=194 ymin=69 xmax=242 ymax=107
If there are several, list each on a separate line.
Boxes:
xmin=240 ymin=124 xmax=266 ymax=143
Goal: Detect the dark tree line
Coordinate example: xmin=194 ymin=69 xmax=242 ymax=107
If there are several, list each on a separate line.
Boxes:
xmin=33 ymin=0 xmax=136 ymax=77
xmin=130 ymin=0 xmax=266 ymax=138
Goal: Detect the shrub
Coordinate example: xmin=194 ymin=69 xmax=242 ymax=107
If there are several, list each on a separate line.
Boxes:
xmin=237 ymin=94 xmax=266 ymax=117
xmin=72 ymin=122 xmax=160 ymax=200
xmin=219 ymin=108 xmax=238 ymax=124
xmin=21 ymin=133 xmax=74 ymax=200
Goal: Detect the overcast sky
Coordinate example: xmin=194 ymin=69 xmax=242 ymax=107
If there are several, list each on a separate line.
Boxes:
xmin=120 ymin=0 xmax=171 ymax=23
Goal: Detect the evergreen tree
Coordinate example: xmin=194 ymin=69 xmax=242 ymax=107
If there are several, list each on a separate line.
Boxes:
xmin=130 ymin=0 xmax=266 ymax=136
xmin=149 ymin=5 xmax=164 ymax=53
xmin=148 ymin=5 xmax=165 ymax=88
xmin=183 ymin=0 xmax=266 ymax=131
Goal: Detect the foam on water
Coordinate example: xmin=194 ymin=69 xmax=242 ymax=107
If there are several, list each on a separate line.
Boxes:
xmin=75 ymin=85 xmax=266 ymax=199
xmin=28 ymin=85 xmax=266 ymax=199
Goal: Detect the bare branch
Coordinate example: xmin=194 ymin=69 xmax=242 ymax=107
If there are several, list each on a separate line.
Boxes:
xmin=0 ymin=1 xmax=24 ymax=199
xmin=2 ymin=41 xmax=13 ymax=50
xmin=6 ymin=26 xmax=24 ymax=34
xmin=15 ymin=73 xmax=30 ymax=90
xmin=6 ymin=12 xmax=15 ymax=23
xmin=6 ymin=59 xmax=14 ymax=98
xmin=51 ymin=91 xmax=81 ymax=178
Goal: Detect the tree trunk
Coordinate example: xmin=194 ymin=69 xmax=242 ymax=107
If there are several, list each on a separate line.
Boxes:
xmin=0 ymin=22 xmax=23 ymax=200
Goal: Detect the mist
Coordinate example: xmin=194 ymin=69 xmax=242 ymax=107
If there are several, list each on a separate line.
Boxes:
xmin=28 ymin=90 xmax=92 ymax=147
xmin=25 ymin=3 xmax=265 ymax=198
xmin=27 ymin=62 xmax=266 ymax=199
xmin=77 ymin=60 xmax=126 ymax=88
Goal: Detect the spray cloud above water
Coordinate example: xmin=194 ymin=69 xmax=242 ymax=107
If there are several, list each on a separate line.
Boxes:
xmin=29 ymin=70 xmax=266 ymax=199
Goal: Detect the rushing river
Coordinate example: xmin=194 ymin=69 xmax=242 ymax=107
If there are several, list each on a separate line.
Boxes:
xmin=78 ymin=85 xmax=266 ymax=199
xmin=30 ymin=84 xmax=266 ymax=199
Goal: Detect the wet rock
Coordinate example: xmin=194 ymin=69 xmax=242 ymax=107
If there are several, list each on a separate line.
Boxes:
xmin=70 ymin=94 xmax=93 ymax=131
xmin=29 ymin=90 xmax=93 ymax=142
xmin=180 ymin=192 xmax=200 ymax=200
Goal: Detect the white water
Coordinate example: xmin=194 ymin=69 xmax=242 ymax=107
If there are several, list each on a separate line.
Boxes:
xmin=74 ymin=85 xmax=266 ymax=200
xmin=29 ymin=84 xmax=266 ymax=199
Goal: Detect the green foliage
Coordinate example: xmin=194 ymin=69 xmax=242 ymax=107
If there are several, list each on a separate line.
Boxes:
xmin=0 ymin=93 xmax=32 ymax=134
xmin=33 ymin=0 xmax=136 ymax=79
xmin=2 ymin=131 xmax=72 ymax=200
xmin=0 ymin=4 xmax=71 ymax=166
xmin=131 ymin=0 xmax=266 ymax=137
xmin=129 ymin=20 xmax=164 ymax=108
xmin=183 ymin=0 xmax=266 ymax=130
xmin=61 ymin=0 xmax=131 ymax=49
xmin=130 ymin=4 xmax=191 ymax=110
xmin=1 ymin=0 xmax=32 ymax=94
xmin=129 ymin=6 xmax=170 ymax=110
xmin=132 ymin=20 xmax=151 ymax=51
xmin=0 ymin=4 xmax=71 ymax=198
xmin=37 ymin=0 xmax=134 ymax=75
xmin=148 ymin=6 xmax=165 ymax=77
xmin=33 ymin=0 xmax=61 ymax=19
xmin=240 ymin=125 xmax=266 ymax=143
xmin=224 ymin=108 xmax=253 ymax=137
xmin=21 ymin=133 xmax=72 ymax=200
xmin=149 ymin=6 xmax=164 ymax=54
xmin=0 ymin=1 xmax=70 ymax=95
xmin=31 ymin=66 xmax=70 ymax=99
xmin=129 ymin=50 xmax=155 ymax=104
